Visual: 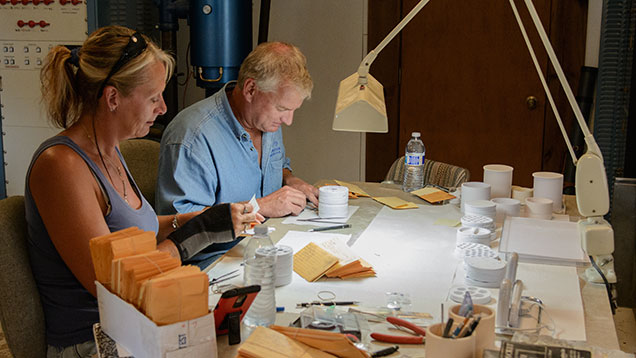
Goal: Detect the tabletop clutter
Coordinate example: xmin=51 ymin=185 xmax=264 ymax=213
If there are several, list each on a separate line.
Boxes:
xmin=91 ymin=168 xmax=598 ymax=358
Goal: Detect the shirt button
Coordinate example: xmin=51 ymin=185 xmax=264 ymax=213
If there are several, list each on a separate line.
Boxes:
xmin=250 ymin=147 xmax=254 ymax=151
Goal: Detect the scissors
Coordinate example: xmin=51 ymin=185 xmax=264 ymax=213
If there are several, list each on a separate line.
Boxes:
xmin=370 ymin=317 xmax=426 ymax=344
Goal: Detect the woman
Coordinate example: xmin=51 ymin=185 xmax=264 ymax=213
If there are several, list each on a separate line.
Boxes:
xmin=26 ymin=26 xmax=259 ymax=357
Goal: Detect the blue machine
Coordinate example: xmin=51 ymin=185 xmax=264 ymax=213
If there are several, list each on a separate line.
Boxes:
xmin=189 ymin=0 xmax=253 ymax=92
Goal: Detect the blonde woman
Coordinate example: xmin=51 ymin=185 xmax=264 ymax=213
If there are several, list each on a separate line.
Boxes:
xmin=27 ymin=26 xmax=259 ymax=357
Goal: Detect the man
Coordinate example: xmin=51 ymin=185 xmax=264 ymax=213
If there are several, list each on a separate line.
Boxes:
xmin=156 ymin=42 xmax=318 ymax=219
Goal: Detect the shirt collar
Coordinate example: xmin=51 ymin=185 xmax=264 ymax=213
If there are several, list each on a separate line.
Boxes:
xmin=219 ymin=81 xmax=250 ymax=141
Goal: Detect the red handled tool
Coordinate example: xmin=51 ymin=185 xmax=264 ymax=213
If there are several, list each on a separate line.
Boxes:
xmin=370 ymin=316 xmax=426 ymax=344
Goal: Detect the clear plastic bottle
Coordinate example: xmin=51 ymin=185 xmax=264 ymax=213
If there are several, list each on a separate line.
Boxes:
xmin=243 ymin=225 xmax=275 ymax=262
xmin=402 ymin=132 xmax=426 ymax=192
xmin=242 ymin=225 xmax=277 ymax=328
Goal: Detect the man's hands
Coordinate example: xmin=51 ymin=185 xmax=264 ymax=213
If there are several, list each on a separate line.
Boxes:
xmin=229 ymin=203 xmax=264 ymax=237
xmin=284 ymin=175 xmax=319 ymax=206
xmin=257 ymin=186 xmax=308 ymax=217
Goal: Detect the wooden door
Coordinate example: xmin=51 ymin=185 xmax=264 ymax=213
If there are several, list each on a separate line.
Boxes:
xmin=366 ymin=0 xmax=587 ymax=188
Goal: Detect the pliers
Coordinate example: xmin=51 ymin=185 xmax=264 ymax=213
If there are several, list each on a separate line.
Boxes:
xmin=370 ymin=316 xmax=426 ymax=344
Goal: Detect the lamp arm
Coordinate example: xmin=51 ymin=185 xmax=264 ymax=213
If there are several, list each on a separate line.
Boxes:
xmin=522 ymin=0 xmax=609 ymax=164
xmin=356 ymin=0 xmax=431 ymax=85
xmin=508 ymin=0 xmax=579 ymax=165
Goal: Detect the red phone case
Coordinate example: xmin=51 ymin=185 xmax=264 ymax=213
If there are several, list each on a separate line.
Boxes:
xmin=213 ymin=285 xmax=261 ymax=335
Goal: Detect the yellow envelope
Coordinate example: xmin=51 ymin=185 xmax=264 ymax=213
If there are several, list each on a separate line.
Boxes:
xmin=334 ymin=180 xmax=370 ymax=197
xmin=411 ymin=187 xmax=456 ymax=204
xmin=372 ymin=196 xmax=418 ymax=209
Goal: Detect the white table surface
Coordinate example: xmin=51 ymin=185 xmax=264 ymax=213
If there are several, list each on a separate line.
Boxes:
xmin=208 ymin=182 xmax=620 ymax=357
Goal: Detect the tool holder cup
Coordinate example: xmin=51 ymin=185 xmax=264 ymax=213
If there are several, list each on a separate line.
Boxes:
xmin=425 ymin=322 xmax=476 ymax=358
xmin=449 ymin=304 xmax=496 ymax=358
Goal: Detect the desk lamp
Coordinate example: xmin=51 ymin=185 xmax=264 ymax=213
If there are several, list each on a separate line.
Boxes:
xmin=332 ymin=0 xmax=615 ymax=284
xmin=509 ymin=0 xmax=615 ymax=284
xmin=332 ymin=0 xmax=430 ymax=132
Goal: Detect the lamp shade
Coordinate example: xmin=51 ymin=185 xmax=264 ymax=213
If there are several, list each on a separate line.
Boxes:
xmin=333 ymin=73 xmax=388 ymax=133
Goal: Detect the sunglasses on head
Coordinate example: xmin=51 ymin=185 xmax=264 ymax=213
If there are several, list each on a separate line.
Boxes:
xmin=97 ymin=32 xmax=148 ymax=99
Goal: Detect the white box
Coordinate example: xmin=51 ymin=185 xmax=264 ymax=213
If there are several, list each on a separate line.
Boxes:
xmin=96 ymin=282 xmax=217 ymax=358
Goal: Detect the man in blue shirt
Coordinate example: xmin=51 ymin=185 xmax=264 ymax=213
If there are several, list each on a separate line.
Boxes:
xmin=156 ymin=42 xmax=318 ymax=219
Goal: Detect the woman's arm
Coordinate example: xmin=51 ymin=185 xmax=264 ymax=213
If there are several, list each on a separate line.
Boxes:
xmin=29 ymin=146 xmax=114 ymax=297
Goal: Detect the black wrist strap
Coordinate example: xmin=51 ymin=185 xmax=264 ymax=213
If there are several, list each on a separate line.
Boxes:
xmin=167 ymin=203 xmax=236 ymax=261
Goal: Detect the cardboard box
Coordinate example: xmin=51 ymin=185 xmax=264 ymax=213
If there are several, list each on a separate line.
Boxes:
xmin=96 ymin=282 xmax=217 ymax=358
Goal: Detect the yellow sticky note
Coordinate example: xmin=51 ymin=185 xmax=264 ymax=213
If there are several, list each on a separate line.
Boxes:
xmin=372 ymin=196 xmax=419 ymax=209
xmin=434 ymin=218 xmax=461 ymax=227
xmin=334 ymin=180 xmax=370 ymax=197
xmin=293 ymin=243 xmax=339 ymax=282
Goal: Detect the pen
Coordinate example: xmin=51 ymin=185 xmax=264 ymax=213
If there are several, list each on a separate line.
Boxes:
xmin=465 ymin=316 xmax=481 ymax=337
xmin=309 ymin=224 xmax=351 ymax=232
xmin=296 ymin=301 xmax=359 ymax=308
xmin=442 ymin=317 xmax=454 ymax=338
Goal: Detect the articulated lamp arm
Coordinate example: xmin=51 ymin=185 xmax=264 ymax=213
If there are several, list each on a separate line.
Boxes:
xmin=333 ymin=0 xmax=431 ymax=132
xmin=508 ymin=0 xmax=614 ymax=266
xmin=356 ymin=0 xmax=431 ymax=85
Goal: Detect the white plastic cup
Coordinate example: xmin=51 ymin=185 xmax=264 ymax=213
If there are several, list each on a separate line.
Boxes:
xmin=460 ymin=182 xmax=491 ymax=213
xmin=491 ymin=198 xmax=521 ymax=223
xmin=483 ymin=164 xmax=514 ymax=198
xmin=532 ymin=172 xmax=563 ymax=212
xmin=525 ymin=197 xmax=553 ymax=220
xmin=511 ymin=185 xmax=533 ymax=204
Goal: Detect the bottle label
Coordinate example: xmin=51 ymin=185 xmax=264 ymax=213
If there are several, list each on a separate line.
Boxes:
xmin=405 ymin=153 xmax=424 ymax=166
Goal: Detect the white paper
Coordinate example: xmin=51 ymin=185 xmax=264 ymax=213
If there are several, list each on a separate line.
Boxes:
xmin=499 ymin=217 xmax=588 ymax=265
xmin=248 ymin=194 xmax=260 ymax=214
xmin=318 ymin=237 xmax=359 ymax=265
xmin=282 ymin=206 xmax=359 ymax=227
xmin=450 ymin=262 xmax=586 ymax=341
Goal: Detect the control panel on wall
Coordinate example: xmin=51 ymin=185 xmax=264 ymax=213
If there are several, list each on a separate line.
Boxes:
xmin=0 ymin=0 xmax=87 ymax=197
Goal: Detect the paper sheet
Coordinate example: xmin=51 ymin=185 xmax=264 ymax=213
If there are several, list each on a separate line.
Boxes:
xmin=293 ymin=243 xmax=339 ymax=282
xmin=450 ymin=262 xmax=586 ymax=341
xmin=372 ymin=196 xmax=418 ymax=209
xmin=282 ymin=206 xmax=359 ymax=227
xmin=499 ymin=217 xmax=587 ymax=265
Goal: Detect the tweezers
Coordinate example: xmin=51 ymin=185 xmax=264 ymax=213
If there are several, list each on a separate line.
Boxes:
xmin=209 ymin=269 xmax=240 ymax=285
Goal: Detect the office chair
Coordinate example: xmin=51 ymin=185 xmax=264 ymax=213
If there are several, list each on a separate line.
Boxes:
xmin=0 ymin=196 xmax=47 ymax=357
xmin=119 ymin=139 xmax=161 ymax=209
xmin=385 ymin=156 xmax=470 ymax=190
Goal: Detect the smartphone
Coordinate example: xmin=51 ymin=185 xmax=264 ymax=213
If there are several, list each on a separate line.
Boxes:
xmin=213 ymin=285 xmax=261 ymax=338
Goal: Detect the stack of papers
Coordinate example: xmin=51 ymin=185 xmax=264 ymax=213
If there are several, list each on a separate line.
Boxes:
xmin=139 ymin=266 xmax=209 ymax=326
xmin=90 ymin=228 xmax=210 ymax=326
xmin=499 ymin=217 xmax=588 ymax=265
xmin=237 ymin=326 xmax=367 ymax=358
xmin=293 ymin=237 xmax=375 ymax=281
xmin=89 ymin=227 xmax=156 ymax=288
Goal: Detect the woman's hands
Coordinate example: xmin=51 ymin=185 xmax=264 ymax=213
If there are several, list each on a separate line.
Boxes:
xmin=230 ymin=203 xmax=265 ymax=237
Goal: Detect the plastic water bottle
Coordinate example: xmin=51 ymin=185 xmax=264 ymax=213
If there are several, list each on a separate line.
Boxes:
xmin=402 ymin=132 xmax=426 ymax=192
xmin=242 ymin=225 xmax=277 ymax=328
xmin=243 ymin=225 xmax=275 ymax=262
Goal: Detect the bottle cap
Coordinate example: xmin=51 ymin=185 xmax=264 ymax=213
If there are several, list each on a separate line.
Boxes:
xmin=412 ymin=132 xmax=421 ymax=138
xmin=254 ymin=224 xmax=268 ymax=235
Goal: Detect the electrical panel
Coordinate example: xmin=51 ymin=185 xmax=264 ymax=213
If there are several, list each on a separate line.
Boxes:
xmin=0 ymin=0 xmax=87 ymax=197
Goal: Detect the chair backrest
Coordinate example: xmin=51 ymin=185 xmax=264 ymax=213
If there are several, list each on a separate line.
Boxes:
xmin=0 ymin=196 xmax=47 ymax=357
xmin=119 ymin=139 xmax=161 ymax=209
xmin=385 ymin=156 xmax=470 ymax=189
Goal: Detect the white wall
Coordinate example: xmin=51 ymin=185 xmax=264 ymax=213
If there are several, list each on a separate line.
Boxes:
xmin=268 ymin=0 xmax=367 ymax=184
xmin=178 ymin=1 xmax=367 ymax=185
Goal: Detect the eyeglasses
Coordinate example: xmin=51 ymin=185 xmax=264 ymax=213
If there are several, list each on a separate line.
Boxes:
xmin=97 ymin=32 xmax=148 ymax=99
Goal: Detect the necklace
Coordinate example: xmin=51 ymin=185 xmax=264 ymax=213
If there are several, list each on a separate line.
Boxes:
xmin=80 ymin=123 xmax=129 ymax=204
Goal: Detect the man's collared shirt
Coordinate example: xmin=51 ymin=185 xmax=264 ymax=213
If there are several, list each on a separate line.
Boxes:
xmin=155 ymin=82 xmax=291 ymax=214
